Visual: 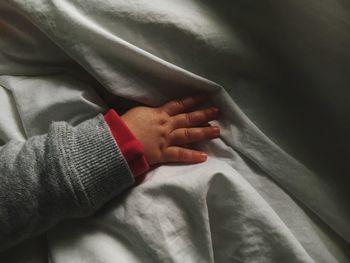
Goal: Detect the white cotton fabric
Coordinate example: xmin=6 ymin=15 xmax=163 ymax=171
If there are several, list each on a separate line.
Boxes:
xmin=0 ymin=0 xmax=349 ymax=262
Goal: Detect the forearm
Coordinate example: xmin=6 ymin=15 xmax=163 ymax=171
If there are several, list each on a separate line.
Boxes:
xmin=0 ymin=114 xmax=134 ymax=251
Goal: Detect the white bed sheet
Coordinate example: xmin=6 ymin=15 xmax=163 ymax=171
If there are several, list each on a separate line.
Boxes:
xmin=0 ymin=0 xmax=349 ymax=262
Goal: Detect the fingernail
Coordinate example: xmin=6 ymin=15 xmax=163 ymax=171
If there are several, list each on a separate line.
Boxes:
xmin=212 ymin=126 xmax=220 ymax=136
xmin=199 ymin=153 xmax=207 ymax=161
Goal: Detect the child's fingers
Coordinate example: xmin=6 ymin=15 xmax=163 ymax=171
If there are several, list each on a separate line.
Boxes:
xmin=169 ymin=126 xmax=220 ymax=145
xmin=161 ymin=94 xmax=208 ymax=116
xmin=163 ymin=147 xmax=207 ymax=163
xmin=171 ymin=107 xmax=219 ymax=129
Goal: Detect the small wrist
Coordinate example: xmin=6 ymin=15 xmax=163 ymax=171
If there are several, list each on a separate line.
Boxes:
xmin=103 ymin=109 xmax=150 ymax=177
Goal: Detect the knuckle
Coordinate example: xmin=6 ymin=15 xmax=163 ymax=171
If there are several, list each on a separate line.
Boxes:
xmin=184 ymin=129 xmax=191 ymax=140
xmin=159 ymin=117 xmax=168 ymax=126
xmin=175 ymin=99 xmax=185 ymax=110
xmin=178 ymin=148 xmax=186 ymax=160
xmin=155 ymin=108 xmax=164 ymax=115
xmin=185 ymin=113 xmax=194 ymax=124
xmin=155 ymin=111 xmax=170 ymax=126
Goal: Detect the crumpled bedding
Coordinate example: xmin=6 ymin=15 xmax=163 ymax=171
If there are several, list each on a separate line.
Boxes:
xmin=0 ymin=0 xmax=349 ymax=262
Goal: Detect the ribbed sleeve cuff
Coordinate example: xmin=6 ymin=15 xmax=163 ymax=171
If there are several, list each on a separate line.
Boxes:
xmin=49 ymin=114 xmax=134 ymax=215
xmin=103 ymin=109 xmax=150 ymax=177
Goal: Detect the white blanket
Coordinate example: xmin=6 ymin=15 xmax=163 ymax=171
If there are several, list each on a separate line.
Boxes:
xmin=0 ymin=0 xmax=349 ymax=262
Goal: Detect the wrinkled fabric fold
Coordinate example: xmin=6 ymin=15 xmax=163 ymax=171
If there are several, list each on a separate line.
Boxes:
xmin=1 ymin=0 xmax=349 ymax=262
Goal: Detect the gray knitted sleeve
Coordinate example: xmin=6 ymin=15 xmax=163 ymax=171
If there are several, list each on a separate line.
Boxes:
xmin=0 ymin=114 xmax=135 ymax=252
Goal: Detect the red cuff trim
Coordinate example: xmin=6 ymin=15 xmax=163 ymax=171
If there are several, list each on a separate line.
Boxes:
xmin=104 ymin=109 xmax=150 ymax=177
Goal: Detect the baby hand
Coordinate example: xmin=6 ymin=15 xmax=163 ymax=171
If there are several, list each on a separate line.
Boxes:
xmin=121 ymin=95 xmax=220 ymax=165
